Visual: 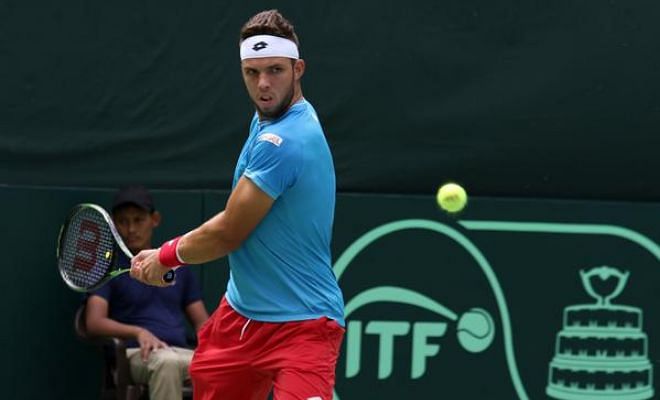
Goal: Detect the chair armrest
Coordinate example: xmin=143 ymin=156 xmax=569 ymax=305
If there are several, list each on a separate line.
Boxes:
xmin=109 ymin=337 xmax=128 ymax=353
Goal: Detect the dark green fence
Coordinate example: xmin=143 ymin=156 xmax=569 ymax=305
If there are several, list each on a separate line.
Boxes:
xmin=4 ymin=185 xmax=659 ymax=399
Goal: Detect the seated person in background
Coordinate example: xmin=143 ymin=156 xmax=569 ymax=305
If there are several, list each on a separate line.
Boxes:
xmin=86 ymin=185 xmax=209 ymax=400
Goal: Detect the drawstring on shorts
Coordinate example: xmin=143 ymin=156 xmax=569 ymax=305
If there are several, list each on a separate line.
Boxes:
xmin=240 ymin=319 xmax=252 ymax=341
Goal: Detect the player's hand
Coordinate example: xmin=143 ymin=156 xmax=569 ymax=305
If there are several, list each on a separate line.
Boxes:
xmin=130 ymin=249 xmax=173 ymax=287
xmin=135 ymin=328 xmax=168 ymax=362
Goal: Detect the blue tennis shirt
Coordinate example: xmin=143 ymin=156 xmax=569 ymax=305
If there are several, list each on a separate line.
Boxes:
xmin=225 ymin=99 xmax=345 ymax=326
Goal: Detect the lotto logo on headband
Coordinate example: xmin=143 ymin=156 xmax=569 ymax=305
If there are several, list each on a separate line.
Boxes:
xmin=240 ymin=35 xmax=299 ymax=60
xmin=252 ymin=41 xmax=268 ymax=51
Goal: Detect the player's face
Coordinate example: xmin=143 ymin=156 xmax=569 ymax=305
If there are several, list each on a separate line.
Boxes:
xmin=241 ymin=57 xmax=304 ymax=120
xmin=112 ymin=205 xmax=160 ymax=254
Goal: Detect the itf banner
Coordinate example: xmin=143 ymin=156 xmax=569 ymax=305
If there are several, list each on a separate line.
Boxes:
xmin=331 ymin=194 xmax=660 ymax=400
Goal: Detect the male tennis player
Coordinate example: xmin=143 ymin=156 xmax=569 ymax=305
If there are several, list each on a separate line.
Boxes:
xmin=131 ymin=10 xmax=345 ymax=400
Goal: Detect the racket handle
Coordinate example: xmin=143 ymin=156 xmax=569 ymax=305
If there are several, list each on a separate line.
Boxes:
xmin=163 ymin=269 xmax=176 ymax=283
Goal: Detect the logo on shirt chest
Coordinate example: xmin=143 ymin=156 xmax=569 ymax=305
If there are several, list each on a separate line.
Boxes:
xmin=258 ymin=133 xmax=284 ymax=147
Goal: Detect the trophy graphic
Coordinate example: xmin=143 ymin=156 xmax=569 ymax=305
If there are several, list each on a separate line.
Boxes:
xmin=546 ymin=266 xmax=654 ymax=400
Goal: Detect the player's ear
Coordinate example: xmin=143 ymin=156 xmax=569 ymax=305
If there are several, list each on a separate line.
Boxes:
xmin=151 ymin=211 xmax=162 ymax=228
xmin=293 ymin=59 xmax=305 ymax=80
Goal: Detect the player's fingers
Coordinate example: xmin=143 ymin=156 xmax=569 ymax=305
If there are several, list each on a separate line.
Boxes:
xmin=129 ymin=262 xmax=142 ymax=279
xmin=144 ymin=266 xmax=168 ymax=287
xmin=153 ymin=277 xmax=169 ymax=287
xmin=140 ymin=272 xmax=160 ymax=287
xmin=131 ymin=251 xmax=146 ymax=266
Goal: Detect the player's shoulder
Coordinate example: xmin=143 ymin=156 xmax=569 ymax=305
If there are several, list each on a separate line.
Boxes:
xmin=288 ymin=98 xmax=321 ymax=128
xmin=273 ymin=104 xmax=322 ymax=140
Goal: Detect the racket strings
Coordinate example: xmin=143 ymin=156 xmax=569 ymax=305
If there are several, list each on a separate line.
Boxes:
xmin=59 ymin=208 xmax=115 ymax=290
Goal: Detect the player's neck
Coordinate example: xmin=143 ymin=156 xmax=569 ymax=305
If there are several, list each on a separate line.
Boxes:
xmin=288 ymin=91 xmax=303 ymax=110
xmin=258 ymin=91 xmax=304 ymax=122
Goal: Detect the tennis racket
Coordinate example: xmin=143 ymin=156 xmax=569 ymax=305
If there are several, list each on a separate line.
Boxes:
xmin=57 ymin=203 xmax=175 ymax=292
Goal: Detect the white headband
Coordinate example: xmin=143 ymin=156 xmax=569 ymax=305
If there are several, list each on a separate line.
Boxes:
xmin=240 ymin=35 xmax=299 ymax=60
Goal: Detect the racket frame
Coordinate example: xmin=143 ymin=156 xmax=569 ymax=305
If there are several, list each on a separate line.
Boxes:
xmin=57 ymin=203 xmax=175 ymax=292
xmin=57 ymin=203 xmax=134 ymax=292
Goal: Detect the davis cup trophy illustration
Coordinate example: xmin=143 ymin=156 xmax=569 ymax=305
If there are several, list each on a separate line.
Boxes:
xmin=546 ymin=266 xmax=654 ymax=400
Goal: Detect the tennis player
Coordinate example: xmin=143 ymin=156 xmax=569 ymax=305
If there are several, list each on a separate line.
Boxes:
xmin=130 ymin=9 xmax=345 ymax=400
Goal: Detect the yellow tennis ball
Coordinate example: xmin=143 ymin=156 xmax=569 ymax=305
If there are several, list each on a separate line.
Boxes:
xmin=436 ymin=183 xmax=467 ymax=213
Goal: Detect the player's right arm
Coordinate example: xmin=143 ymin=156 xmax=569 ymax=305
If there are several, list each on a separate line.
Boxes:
xmin=177 ymin=175 xmax=274 ymax=263
xmin=86 ymin=295 xmax=166 ymax=361
xmin=130 ymin=176 xmax=274 ymax=286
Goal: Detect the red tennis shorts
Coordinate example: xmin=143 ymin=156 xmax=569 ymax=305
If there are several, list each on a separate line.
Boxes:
xmin=190 ymin=297 xmax=345 ymax=400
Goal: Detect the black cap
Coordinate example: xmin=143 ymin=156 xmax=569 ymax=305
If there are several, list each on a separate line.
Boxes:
xmin=112 ymin=185 xmax=155 ymax=213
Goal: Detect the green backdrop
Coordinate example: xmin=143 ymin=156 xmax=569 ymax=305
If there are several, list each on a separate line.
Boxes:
xmin=3 ymin=185 xmax=660 ymax=399
xmin=1 ymin=1 xmax=659 ymax=200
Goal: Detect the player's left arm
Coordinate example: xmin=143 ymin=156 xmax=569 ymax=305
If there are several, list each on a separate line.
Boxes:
xmin=177 ymin=176 xmax=274 ymax=263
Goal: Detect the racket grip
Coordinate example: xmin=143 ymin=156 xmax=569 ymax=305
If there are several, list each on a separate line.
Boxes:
xmin=163 ymin=269 xmax=176 ymax=283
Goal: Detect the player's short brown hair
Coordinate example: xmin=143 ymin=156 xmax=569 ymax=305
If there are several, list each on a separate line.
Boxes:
xmin=239 ymin=9 xmax=299 ymax=47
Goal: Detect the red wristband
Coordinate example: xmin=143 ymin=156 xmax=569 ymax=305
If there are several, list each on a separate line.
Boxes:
xmin=159 ymin=236 xmax=184 ymax=268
